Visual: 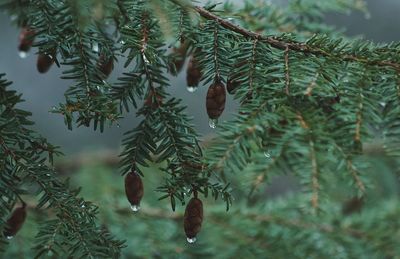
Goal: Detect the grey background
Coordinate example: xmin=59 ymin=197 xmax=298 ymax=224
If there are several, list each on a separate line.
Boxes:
xmin=0 ymin=0 xmax=399 ymax=154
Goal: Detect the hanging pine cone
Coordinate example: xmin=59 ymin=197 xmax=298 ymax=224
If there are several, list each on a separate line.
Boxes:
xmin=3 ymin=203 xmax=27 ymax=239
xmin=37 ymin=51 xmax=55 ymax=74
xmin=184 ymin=197 xmax=203 ymax=243
xmin=169 ymin=40 xmax=189 ymax=75
xmin=186 ymin=54 xmax=202 ymax=87
xmin=125 ymin=170 xmax=144 ymax=212
xmin=18 ymin=27 xmax=35 ymax=53
xmin=206 ymin=80 xmax=226 ymax=119
xmin=342 ymin=196 xmax=364 ymax=216
xmin=98 ymin=54 xmax=114 ymax=78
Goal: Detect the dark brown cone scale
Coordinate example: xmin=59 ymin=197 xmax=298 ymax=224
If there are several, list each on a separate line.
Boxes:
xmin=3 ymin=204 xmax=27 ymax=238
xmin=184 ymin=198 xmax=203 ymax=239
xmin=18 ymin=27 xmax=35 ymax=52
xmin=37 ymin=53 xmax=55 ymax=73
xmin=124 ymin=171 xmax=144 ymax=206
xmin=186 ymin=55 xmax=202 ymax=87
xmin=98 ymin=55 xmax=114 ymax=78
xmin=206 ymin=81 xmax=226 ymax=119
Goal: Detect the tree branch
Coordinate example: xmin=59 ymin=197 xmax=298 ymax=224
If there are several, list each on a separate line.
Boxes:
xmin=194 ymin=6 xmax=400 ymax=72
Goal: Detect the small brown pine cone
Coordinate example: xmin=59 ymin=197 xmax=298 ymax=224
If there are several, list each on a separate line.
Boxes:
xmin=18 ymin=27 xmax=35 ymax=52
xmin=3 ymin=203 xmax=27 ymax=238
xmin=206 ymin=80 xmax=226 ymax=119
xmin=125 ymin=170 xmax=144 ymax=207
xmin=37 ymin=52 xmax=55 ymax=73
xmin=170 ymin=42 xmax=189 ymax=75
xmin=342 ymin=196 xmax=364 ymax=216
xmin=98 ymin=54 xmax=114 ymax=78
xmin=184 ymin=198 xmax=203 ymax=239
xmin=186 ymin=54 xmax=202 ymax=87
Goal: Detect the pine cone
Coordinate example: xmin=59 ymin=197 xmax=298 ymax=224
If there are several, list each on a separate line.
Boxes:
xmin=206 ymin=80 xmax=226 ymax=119
xmin=37 ymin=52 xmax=55 ymax=73
xmin=125 ymin=170 xmax=144 ymax=207
xmin=98 ymin=54 xmax=114 ymax=78
xmin=169 ymin=41 xmax=189 ymax=75
xmin=342 ymin=196 xmax=364 ymax=216
xmin=18 ymin=27 xmax=35 ymax=52
xmin=3 ymin=204 xmax=27 ymax=238
xmin=186 ymin=54 xmax=202 ymax=87
xmin=184 ymin=198 xmax=203 ymax=239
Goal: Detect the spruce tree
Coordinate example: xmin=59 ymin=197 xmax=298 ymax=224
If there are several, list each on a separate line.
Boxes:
xmin=0 ymin=0 xmax=399 ymax=258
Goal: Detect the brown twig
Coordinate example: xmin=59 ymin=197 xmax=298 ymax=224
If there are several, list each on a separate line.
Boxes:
xmin=284 ymin=46 xmax=290 ymax=95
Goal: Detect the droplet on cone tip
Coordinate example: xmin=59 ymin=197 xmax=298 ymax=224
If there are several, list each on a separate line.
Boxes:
xmin=187 ymin=86 xmax=197 ymax=93
xmin=130 ymin=204 xmax=140 ymax=212
xmin=18 ymin=51 xmax=28 ymax=59
xmin=186 ymin=237 xmax=197 ymax=244
xmin=208 ymin=118 xmax=217 ymax=129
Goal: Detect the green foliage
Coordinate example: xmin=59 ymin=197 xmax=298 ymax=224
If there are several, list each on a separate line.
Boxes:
xmin=0 ymin=0 xmax=400 ymax=257
xmin=0 ymin=74 xmax=124 ymax=257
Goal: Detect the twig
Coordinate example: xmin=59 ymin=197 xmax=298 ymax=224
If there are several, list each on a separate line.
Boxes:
xmin=284 ymin=46 xmax=290 ymax=95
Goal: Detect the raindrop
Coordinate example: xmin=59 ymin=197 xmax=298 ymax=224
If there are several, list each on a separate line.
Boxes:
xmin=264 ymin=151 xmax=271 ymax=158
xmin=120 ymin=40 xmax=126 ymax=45
xmin=142 ymin=54 xmax=150 ymax=64
xmin=92 ymin=42 xmax=99 ymax=53
xmin=5 ymin=235 xmax=13 ymax=240
xmin=19 ymin=51 xmax=28 ymax=59
xmin=130 ymin=204 xmax=140 ymax=212
xmin=379 ymin=102 xmax=386 ymax=108
xmin=186 ymin=237 xmax=197 ymax=244
xmin=208 ymin=118 xmax=217 ymax=129
xmin=186 ymin=86 xmax=197 ymax=93
xmin=10 ymin=15 xmax=18 ymax=21
xmin=81 ymin=204 xmax=86 ymax=208
xmin=116 ymin=124 xmax=121 ymax=128
xmin=46 ymin=173 xmax=51 ymax=177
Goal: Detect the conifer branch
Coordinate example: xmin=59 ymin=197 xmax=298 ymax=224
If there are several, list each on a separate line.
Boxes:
xmin=193 ymin=6 xmax=400 ymax=72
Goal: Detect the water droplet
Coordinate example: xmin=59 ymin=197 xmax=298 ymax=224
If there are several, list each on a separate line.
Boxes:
xmin=81 ymin=204 xmax=86 ymax=208
xmin=142 ymin=54 xmax=150 ymax=64
xmin=186 ymin=86 xmax=197 ymax=93
xmin=130 ymin=204 xmax=140 ymax=212
xmin=186 ymin=237 xmax=197 ymax=244
xmin=208 ymin=118 xmax=217 ymax=129
xmin=19 ymin=51 xmax=28 ymax=59
xmin=116 ymin=124 xmax=121 ymax=128
xmin=120 ymin=40 xmax=126 ymax=45
xmin=46 ymin=173 xmax=51 ymax=177
xmin=92 ymin=42 xmax=99 ymax=53
xmin=6 ymin=235 xmax=13 ymax=240
xmin=264 ymin=151 xmax=271 ymax=158
xmin=379 ymin=102 xmax=386 ymax=107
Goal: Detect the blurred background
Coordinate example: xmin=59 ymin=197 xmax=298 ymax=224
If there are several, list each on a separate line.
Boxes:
xmin=1 ymin=0 xmax=400 ymax=257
